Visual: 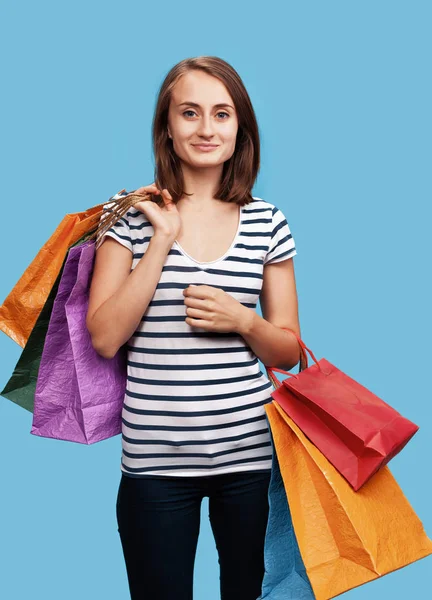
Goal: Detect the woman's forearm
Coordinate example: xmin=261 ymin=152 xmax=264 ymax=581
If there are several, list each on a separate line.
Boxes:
xmin=238 ymin=310 xmax=301 ymax=372
xmin=88 ymin=235 xmax=174 ymax=359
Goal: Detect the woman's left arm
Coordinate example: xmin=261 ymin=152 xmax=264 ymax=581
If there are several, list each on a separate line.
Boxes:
xmin=239 ymin=257 xmax=301 ymax=371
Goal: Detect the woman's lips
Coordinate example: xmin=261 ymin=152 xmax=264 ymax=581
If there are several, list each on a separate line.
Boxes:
xmin=192 ymin=144 xmax=219 ymax=152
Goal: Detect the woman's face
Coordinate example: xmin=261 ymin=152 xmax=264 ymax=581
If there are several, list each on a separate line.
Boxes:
xmin=167 ymin=70 xmax=239 ymax=170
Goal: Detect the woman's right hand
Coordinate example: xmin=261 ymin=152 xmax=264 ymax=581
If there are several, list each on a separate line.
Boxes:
xmin=128 ymin=183 xmax=181 ymax=243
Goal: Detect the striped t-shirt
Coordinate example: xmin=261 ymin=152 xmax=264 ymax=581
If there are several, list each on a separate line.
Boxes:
xmin=95 ymin=190 xmax=297 ymax=478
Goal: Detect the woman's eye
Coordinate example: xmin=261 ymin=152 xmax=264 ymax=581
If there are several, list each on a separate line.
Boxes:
xmin=182 ymin=110 xmax=229 ymax=119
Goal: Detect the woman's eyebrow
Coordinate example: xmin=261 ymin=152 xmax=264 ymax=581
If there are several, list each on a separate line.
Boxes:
xmin=178 ymin=101 xmax=234 ymax=110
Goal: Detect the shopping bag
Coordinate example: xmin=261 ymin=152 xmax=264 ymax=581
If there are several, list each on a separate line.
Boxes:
xmin=257 ymin=421 xmax=316 ymax=599
xmin=0 ymin=202 xmax=108 ymax=348
xmin=30 ymin=239 xmax=127 ymax=444
xmin=265 ymin=400 xmax=432 ymax=600
xmin=266 ymin=329 xmax=419 ymax=490
xmin=0 ymin=188 xmax=151 ymax=349
xmin=1 ymin=232 xmax=91 ymax=413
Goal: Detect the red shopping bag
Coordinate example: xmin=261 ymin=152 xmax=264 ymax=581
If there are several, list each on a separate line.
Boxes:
xmin=265 ymin=329 xmax=419 ymax=491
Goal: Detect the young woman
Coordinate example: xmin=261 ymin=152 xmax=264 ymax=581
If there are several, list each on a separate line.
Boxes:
xmin=87 ymin=56 xmax=302 ymax=600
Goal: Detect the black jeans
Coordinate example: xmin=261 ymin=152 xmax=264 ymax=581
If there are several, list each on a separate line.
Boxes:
xmin=116 ymin=469 xmax=272 ymax=600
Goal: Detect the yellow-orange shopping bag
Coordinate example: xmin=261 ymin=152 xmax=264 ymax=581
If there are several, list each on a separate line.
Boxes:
xmin=0 ymin=187 xmax=135 ymax=348
xmin=265 ymin=400 xmax=432 ymax=600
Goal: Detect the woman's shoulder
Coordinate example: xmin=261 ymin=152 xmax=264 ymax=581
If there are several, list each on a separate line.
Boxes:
xmin=107 ymin=188 xmax=152 ymax=225
xmin=251 ymin=196 xmax=281 ymax=214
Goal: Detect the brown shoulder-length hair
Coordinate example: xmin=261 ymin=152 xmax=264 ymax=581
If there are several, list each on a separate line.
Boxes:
xmin=151 ymin=55 xmax=260 ymax=208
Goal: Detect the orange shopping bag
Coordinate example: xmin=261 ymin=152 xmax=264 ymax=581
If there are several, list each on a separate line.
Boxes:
xmin=265 ymin=400 xmax=432 ymax=600
xmin=0 ymin=188 xmax=133 ymax=348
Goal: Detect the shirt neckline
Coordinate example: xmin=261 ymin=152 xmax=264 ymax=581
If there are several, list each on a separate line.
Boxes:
xmin=173 ymin=205 xmax=243 ymax=267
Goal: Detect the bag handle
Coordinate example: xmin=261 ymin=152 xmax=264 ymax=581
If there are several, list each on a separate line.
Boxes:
xmin=265 ymin=328 xmax=323 ymax=389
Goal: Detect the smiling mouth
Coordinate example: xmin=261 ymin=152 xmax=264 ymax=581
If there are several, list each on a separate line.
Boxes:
xmin=192 ymin=144 xmax=219 ymax=151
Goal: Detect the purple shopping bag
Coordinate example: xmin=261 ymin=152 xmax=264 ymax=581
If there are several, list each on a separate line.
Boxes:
xmin=31 ymin=239 xmax=126 ymax=444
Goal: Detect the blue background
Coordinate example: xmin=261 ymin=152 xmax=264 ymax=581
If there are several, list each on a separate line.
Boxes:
xmin=1 ymin=1 xmax=431 ymax=598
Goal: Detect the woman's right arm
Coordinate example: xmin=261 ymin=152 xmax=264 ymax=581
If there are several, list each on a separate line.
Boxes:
xmin=86 ymin=185 xmax=181 ymax=359
xmin=86 ymin=232 xmax=174 ymax=359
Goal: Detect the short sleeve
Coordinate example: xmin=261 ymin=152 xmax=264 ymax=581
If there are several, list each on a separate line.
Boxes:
xmin=264 ymin=206 xmax=297 ymax=265
xmin=95 ymin=193 xmax=133 ymax=254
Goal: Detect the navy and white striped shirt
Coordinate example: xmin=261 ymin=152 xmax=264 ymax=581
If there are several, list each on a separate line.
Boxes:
xmin=96 ymin=190 xmax=297 ymax=478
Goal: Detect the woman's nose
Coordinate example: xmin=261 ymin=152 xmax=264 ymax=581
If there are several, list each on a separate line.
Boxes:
xmin=196 ymin=115 xmax=214 ymax=137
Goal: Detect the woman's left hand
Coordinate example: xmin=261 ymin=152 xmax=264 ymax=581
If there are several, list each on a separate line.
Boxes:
xmin=182 ymin=284 xmax=252 ymax=334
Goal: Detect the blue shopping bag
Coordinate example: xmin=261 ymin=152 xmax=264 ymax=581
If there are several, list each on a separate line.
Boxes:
xmin=257 ymin=416 xmax=315 ymax=600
